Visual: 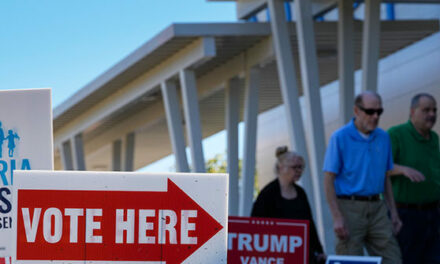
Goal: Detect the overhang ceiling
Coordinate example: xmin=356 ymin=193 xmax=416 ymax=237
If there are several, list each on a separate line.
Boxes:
xmin=207 ymin=0 xmax=440 ymax=20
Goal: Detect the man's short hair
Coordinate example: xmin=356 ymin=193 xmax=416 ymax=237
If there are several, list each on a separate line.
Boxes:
xmin=354 ymin=91 xmax=382 ymax=107
xmin=411 ymin=93 xmax=436 ymax=109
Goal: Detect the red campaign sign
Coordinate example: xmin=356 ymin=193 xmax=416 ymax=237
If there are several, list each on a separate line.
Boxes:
xmin=0 ymin=257 xmax=11 ymax=264
xmin=16 ymin=179 xmax=223 ymax=263
xmin=228 ymin=216 xmax=309 ymax=264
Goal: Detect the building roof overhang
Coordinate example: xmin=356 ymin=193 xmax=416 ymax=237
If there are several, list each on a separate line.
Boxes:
xmin=53 ymin=20 xmax=439 ymax=170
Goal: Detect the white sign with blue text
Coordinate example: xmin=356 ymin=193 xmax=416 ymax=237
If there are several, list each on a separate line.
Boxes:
xmin=326 ymin=255 xmax=382 ymax=264
xmin=0 ymin=89 xmax=53 ymax=257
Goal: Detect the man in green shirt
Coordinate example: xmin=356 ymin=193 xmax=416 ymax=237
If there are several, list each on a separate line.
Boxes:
xmin=388 ymin=93 xmax=439 ymax=264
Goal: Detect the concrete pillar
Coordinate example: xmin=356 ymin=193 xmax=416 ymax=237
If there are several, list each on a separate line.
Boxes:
xmin=180 ymin=69 xmax=205 ymax=173
xmin=294 ymin=0 xmax=334 ymax=251
xmin=112 ymin=139 xmax=122 ymax=171
xmin=362 ymin=0 xmax=381 ymax=92
xmin=124 ymin=132 xmax=135 ymax=171
xmin=161 ymin=80 xmax=190 ymax=172
xmin=61 ymin=141 xmax=74 ymax=170
xmin=226 ymin=77 xmax=241 ymax=216
xmin=239 ymin=68 xmax=260 ymax=217
xmin=72 ymin=133 xmax=86 ymax=170
xmin=267 ymin=0 xmax=316 ymax=215
xmin=338 ymin=0 xmax=355 ymax=124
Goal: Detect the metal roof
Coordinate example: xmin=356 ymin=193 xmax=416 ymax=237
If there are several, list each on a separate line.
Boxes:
xmin=53 ymin=23 xmax=270 ymax=130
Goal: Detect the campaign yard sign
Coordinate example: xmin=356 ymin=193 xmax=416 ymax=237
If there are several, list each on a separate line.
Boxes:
xmin=0 ymin=89 xmax=53 ymax=257
xmin=0 ymin=257 xmax=11 ymax=264
xmin=228 ymin=216 xmax=309 ymax=264
xmin=12 ymin=170 xmax=228 ymax=264
xmin=326 ymin=255 xmax=382 ymax=264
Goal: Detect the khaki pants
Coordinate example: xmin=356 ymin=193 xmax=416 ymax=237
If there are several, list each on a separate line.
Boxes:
xmin=336 ymin=199 xmax=402 ymax=264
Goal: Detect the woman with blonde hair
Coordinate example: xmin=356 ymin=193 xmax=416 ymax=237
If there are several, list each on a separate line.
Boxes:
xmin=251 ymin=146 xmax=325 ymax=264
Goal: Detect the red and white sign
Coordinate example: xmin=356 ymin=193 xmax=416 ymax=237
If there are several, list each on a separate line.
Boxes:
xmin=0 ymin=257 xmax=11 ymax=264
xmin=12 ymin=170 xmax=228 ymax=263
xmin=228 ymin=216 xmax=309 ymax=264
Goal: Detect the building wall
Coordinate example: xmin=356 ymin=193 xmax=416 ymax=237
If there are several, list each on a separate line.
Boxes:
xmin=256 ymin=31 xmax=440 ymax=192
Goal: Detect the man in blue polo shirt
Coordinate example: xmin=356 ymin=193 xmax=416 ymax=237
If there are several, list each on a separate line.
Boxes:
xmin=323 ymin=91 xmax=401 ymax=264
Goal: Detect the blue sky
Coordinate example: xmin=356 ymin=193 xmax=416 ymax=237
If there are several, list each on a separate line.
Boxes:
xmin=0 ymin=0 xmax=236 ymax=107
xmin=0 ymin=0 xmax=239 ymax=171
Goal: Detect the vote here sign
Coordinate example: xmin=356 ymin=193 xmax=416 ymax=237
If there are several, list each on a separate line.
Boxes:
xmin=12 ymin=170 xmax=227 ymax=264
xmin=0 ymin=88 xmax=53 ymax=257
xmin=228 ymin=216 xmax=309 ymax=264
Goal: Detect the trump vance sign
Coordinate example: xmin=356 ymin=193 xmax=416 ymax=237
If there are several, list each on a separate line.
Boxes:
xmin=228 ymin=216 xmax=309 ymax=264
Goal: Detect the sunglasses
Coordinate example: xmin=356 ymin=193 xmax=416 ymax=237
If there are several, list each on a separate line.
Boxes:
xmin=357 ymin=105 xmax=383 ymax=116
xmin=290 ymin=165 xmax=304 ymax=170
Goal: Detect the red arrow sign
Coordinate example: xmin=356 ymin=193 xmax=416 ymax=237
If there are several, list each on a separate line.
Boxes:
xmin=16 ymin=179 xmax=223 ymax=263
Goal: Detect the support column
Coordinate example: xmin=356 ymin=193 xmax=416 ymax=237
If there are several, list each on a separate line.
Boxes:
xmin=72 ymin=133 xmax=86 ymax=170
xmin=112 ymin=139 xmax=122 ymax=171
xmin=161 ymin=80 xmax=190 ymax=172
xmin=294 ymin=0 xmax=333 ymax=251
xmin=239 ymin=68 xmax=259 ymax=217
xmin=362 ymin=0 xmax=381 ymax=92
xmin=180 ymin=69 xmax=205 ymax=173
xmin=226 ymin=77 xmax=240 ymax=216
xmin=124 ymin=132 xmax=135 ymax=171
xmin=267 ymin=0 xmax=315 ymax=212
xmin=60 ymin=141 xmax=74 ymax=170
xmin=338 ymin=0 xmax=355 ymax=124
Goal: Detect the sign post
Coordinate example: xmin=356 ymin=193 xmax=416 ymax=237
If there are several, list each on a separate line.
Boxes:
xmin=0 ymin=89 xmax=53 ymax=257
xmin=228 ymin=216 xmax=309 ymax=264
xmin=326 ymin=255 xmax=382 ymax=264
xmin=12 ymin=170 xmax=227 ymax=263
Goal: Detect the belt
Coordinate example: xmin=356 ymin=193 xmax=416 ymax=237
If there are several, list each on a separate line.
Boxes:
xmin=396 ymin=201 xmax=439 ymax=210
xmin=337 ymin=194 xmax=380 ymax=201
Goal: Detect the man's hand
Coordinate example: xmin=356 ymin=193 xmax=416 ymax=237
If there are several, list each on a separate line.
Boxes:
xmin=391 ymin=212 xmax=402 ymax=235
xmin=333 ymin=216 xmax=349 ymax=240
xmin=401 ymin=166 xmax=425 ymax=182
xmin=314 ymin=253 xmax=327 ymax=264
xmin=389 ymin=164 xmax=425 ymax=182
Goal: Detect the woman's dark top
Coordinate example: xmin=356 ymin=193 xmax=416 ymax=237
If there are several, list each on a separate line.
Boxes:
xmin=251 ymin=179 xmax=324 ymax=260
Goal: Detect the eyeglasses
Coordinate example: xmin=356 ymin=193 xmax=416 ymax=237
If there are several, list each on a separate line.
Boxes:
xmin=290 ymin=165 xmax=304 ymax=170
xmin=357 ymin=105 xmax=383 ymax=116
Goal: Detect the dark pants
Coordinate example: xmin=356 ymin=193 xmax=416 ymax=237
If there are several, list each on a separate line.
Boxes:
xmin=397 ymin=207 xmax=440 ymax=264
